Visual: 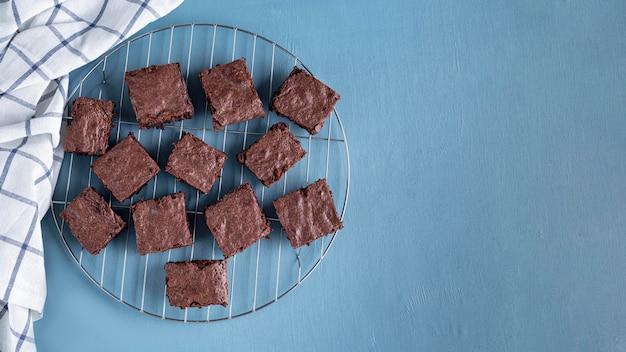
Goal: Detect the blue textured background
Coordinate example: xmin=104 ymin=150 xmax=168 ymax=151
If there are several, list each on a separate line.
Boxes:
xmin=35 ymin=1 xmax=626 ymax=351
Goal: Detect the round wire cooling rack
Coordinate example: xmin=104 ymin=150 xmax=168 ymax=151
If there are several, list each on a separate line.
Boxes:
xmin=50 ymin=24 xmax=350 ymax=322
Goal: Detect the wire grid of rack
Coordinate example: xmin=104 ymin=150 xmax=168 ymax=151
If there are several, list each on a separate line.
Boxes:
xmin=50 ymin=24 xmax=350 ymax=322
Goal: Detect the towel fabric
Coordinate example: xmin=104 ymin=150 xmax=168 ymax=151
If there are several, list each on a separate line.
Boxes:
xmin=0 ymin=1 xmax=182 ymax=351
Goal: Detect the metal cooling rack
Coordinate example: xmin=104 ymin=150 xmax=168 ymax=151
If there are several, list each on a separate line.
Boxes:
xmin=50 ymin=24 xmax=350 ymax=322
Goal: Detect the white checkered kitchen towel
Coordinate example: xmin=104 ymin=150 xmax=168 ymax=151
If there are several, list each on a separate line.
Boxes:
xmin=0 ymin=1 xmax=182 ymax=351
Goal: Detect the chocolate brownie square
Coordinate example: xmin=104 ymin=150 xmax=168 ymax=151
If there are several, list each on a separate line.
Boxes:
xmin=204 ymin=182 xmax=271 ymax=258
xmin=273 ymin=178 xmax=343 ymax=248
xmin=237 ymin=122 xmax=306 ymax=187
xmin=198 ymin=58 xmax=265 ymax=130
xmin=91 ymin=132 xmax=160 ymax=203
xmin=165 ymin=132 xmax=227 ymax=194
xmin=131 ymin=192 xmax=193 ymax=255
xmin=64 ymin=97 xmax=115 ymax=155
xmin=270 ymin=67 xmax=340 ymax=135
xmin=125 ymin=63 xmax=194 ymax=129
xmin=60 ymin=187 xmax=126 ymax=255
xmin=165 ymin=260 xmax=228 ymax=308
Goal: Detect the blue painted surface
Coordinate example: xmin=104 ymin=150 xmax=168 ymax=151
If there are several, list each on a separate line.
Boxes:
xmin=35 ymin=1 xmax=626 ymax=351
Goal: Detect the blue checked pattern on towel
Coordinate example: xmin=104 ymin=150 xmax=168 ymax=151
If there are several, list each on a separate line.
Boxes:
xmin=0 ymin=1 xmax=181 ymax=351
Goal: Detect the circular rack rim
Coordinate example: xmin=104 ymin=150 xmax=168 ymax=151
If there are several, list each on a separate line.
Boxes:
xmin=51 ymin=23 xmax=350 ymax=322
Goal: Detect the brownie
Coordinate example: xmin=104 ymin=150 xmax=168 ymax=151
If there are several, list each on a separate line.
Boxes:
xmin=269 ymin=67 xmax=340 ymax=135
xmin=165 ymin=260 xmax=228 ymax=308
xmin=64 ymin=97 xmax=115 ymax=155
xmin=237 ymin=122 xmax=306 ymax=187
xmin=60 ymin=187 xmax=126 ymax=255
xmin=204 ymin=182 xmax=271 ymax=258
xmin=165 ymin=132 xmax=227 ymax=194
xmin=198 ymin=58 xmax=265 ymax=130
xmin=91 ymin=132 xmax=160 ymax=203
xmin=131 ymin=192 xmax=193 ymax=255
xmin=273 ymin=178 xmax=343 ymax=248
xmin=125 ymin=63 xmax=194 ymax=129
